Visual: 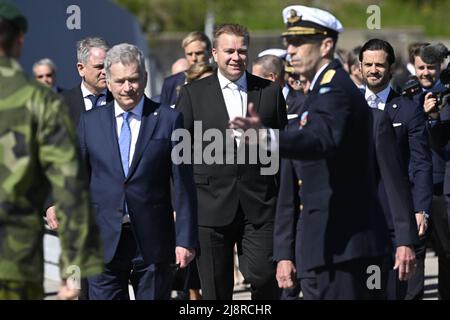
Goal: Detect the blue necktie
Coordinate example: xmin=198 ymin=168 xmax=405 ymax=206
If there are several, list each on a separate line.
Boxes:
xmin=119 ymin=112 xmax=131 ymax=177
xmin=87 ymin=93 xmax=104 ymax=108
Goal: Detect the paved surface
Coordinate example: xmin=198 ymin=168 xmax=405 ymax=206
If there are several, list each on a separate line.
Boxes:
xmin=44 ymin=249 xmax=440 ymax=300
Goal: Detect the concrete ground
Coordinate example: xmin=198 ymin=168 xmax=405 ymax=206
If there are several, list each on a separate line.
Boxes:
xmin=44 ymin=248 xmax=440 ymax=300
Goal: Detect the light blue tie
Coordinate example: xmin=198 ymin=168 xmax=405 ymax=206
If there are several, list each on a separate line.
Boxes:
xmin=119 ymin=112 xmax=131 ymax=177
xmin=367 ymin=94 xmax=380 ymax=109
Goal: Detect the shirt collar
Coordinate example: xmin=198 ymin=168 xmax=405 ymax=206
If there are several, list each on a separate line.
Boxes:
xmin=217 ymin=69 xmax=247 ymax=91
xmin=80 ymin=82 xmax=107 ymax=98
xmin=310 ymin=63 xmax=330 ymax=91
xmin=365 ymin=85 xmax=391 ymax=104
xmin=114 ymin=96 xmax=144 ymax=119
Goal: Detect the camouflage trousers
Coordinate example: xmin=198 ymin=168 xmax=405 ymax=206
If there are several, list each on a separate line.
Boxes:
xmin=0 ymin=280 xmax=44 ymax=300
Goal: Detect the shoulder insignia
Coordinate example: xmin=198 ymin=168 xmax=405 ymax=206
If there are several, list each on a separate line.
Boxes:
xmin=319 ymin=87 xmax=331 ymax=94
xmin=320 ymin=69 xmax=336 ymax=85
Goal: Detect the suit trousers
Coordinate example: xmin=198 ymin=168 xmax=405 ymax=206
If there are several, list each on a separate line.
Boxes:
xmin=88 ymin=224 xmax=173 ymax=300
xmin=314 ymin=257 xmax=387 ymax=300
xmin=196 ymin=206 xmax=280 ymax=300
xmin=406 ymin=227 xmax=429 ymax=300
xmin=431 ymin=194 xmax=450 ymax=300
xmin=385 ymin=230 xmax=407 ymax=300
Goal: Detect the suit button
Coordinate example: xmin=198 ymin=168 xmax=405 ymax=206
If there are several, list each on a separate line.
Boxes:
xmin=298 ymin=179 xmax=302 ymax=187
xmin=299 ymin=204 xmax=303 ymax=211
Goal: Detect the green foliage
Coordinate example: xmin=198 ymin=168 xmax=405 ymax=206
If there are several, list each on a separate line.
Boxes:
xmin=114 ymin=0 xmax=450 ymax=37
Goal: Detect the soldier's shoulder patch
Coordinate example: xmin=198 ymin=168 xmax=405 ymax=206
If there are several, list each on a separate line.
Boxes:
xmin=320 ymin=69 xmax=336 ymax=85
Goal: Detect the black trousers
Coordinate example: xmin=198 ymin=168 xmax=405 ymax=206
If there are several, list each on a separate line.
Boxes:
xmin=314 ymin=257 xmax=387 ymax=300
xmin=196 ymin=207 xmax=280 ymax=300
xmin=430 ymin=194 xmax=450 ymax=300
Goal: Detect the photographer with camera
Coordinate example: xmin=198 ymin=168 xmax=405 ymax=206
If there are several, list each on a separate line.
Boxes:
xmin=415 ymin=42 xmax=450 ymax=300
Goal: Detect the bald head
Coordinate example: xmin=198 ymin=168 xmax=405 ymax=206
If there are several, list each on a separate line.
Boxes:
xmin=252 ymin=54 xmax=285 ymax=87
xmin=171 ymin=58 xmax=189 ymax=75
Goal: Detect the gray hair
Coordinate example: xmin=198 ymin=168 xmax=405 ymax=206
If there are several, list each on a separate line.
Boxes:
xmin=104 ymin=43 xmax=146 ymax=80
xmin=32 ymin=58 xmax=56 ymax=74
xmin=76 ymin=37 xmax=109 ymax=64
xmin=252 ymin=54 xmax=284 ymax=80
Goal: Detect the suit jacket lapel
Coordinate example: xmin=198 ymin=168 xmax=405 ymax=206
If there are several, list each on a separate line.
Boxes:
xmin=127 ymin=97 xmax=159 ymax=180
xmin=246 ymin=72 xmax=262 ymax=115
xmin=385 ymin=89 xmax=400 ymax=120
xmin=99 ymin=103 xmax=124 ymax=176
xmin=208 ymin=73 xmax=231 ymax=130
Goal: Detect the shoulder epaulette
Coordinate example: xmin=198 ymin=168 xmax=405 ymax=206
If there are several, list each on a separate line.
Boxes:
xmin=320 ymin=69 xmax=336 ymax=85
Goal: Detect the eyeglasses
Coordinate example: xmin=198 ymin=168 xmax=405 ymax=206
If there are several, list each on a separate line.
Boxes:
xmin=36 ymin=73 xmax=53 ymax=79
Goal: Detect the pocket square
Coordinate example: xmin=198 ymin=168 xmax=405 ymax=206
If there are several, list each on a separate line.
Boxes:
xmin=287 ymin=114 xmax=299 ymax=120
xmin=393 ymin=123 xmax=402 ymax=127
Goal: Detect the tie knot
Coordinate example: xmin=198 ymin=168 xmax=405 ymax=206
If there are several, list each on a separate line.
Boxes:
xmin=122 ymin=111 xmax=131 ymax=121
xmin=227 ymin=82 xmax=239 ymax=91
xmin=87 ymin=93 xmax=104 ymax=107
xmin=367 ymin=94 xmax=380 ymax=109
xmin=368 ymin=94 xmax=379 ymax=101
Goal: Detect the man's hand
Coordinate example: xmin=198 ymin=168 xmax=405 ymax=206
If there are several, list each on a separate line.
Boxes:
xmin=415 ymin=212 xmax=428 ymax=237
xmin=393 ymin=245 xmax=416 ymax=281
xmin=229 ymin=103 xmax=262 ymax=131
xmin=46 ymin=206 xmax=59 ymax=231
xmin=175 ymin=247 xmax=196 ymax=269
xmin=423 ymin=92 xmax=439 ymax=119
xmin=57 ymin=278 xmax=80 ymax=300
xmin=276 ymin=260 xmax=297 ymax=289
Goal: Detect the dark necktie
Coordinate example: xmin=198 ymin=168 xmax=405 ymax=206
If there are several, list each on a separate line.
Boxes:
xmin=87 ymin=93 xmax=104 ymax=108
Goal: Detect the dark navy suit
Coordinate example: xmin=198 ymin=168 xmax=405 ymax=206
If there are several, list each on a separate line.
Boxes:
xmin=61 ymin=85 xmax=113 ymax=126
xmin=160 ymin=72 xmax=186 ymax=108
xmin=377 ymin=89 xmax=432 ymax=300
xmin=277 ymin=59 xmax=390 ymax=299
xmin=77 ymin=97 xmax=197 ymax=299
xmin=425 ymin=100 xmax=450 ymax=300
xmin=275 ymin=104 xmax=418 ymax=299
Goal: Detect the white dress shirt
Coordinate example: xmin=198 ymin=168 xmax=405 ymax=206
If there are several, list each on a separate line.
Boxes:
xmin=114 ymin=97 xmax=144 ymax=166
xmin=80 ymin=82 xmax=107 ymax=111
xmin=217 ymin=70 xmax=248 ymax=146
xmin=114 ymin=97 xmax=144 ymax=224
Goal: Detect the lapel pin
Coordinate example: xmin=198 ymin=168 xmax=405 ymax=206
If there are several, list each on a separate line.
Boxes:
xmin=154 ymin=112 xmax=158 ymax=115
xmin=392 ymin=104 xmax=397 ymax=109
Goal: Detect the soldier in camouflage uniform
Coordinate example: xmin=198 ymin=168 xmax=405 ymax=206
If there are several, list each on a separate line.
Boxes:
xmin=0 ymin=0 xmax=103 ymax=299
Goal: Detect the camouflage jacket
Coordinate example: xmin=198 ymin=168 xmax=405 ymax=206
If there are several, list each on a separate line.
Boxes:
xmin=0 ymin=56 xmax=103 ymax=282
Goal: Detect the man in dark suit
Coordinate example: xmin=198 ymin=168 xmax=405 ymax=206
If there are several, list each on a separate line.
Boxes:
xmin=176 ymin=23 xmax=286 ymax=300
xmin=413 ymin=42 xmax=450 ymax=300
xmin=230 ymin=5 xmax=392 ymax=299
xmin=60 ymin=37 xmax=113 ymax=127
xmin=274 ymin=107 xmax=419 ymax=300
xmin=160 ymin=31 xmax=212 ymax=108
xmin=77 ymin=43 xmax=197 ymax=300
xmin=360 ymin=39 xmax=433 ymax=299
xmin=45 ymin=37 xmax=114 ymax=299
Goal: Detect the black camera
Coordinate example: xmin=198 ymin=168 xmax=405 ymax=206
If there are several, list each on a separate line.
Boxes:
xmin=428 ymin=88 xmax=450 ymax=113
xmin=401 ymin=75 xmax=422 ymax=97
